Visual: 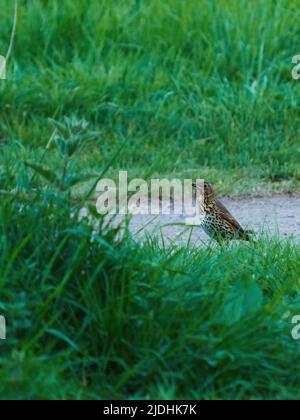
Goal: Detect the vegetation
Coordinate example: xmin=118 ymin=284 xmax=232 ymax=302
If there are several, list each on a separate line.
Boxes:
xmin=0 ymin=0 xmax=300 ymax=400
xmin=1 ymin=0 xmax=300 ymax=193
xmin=1 ymin=182 xmax=300 ymax=399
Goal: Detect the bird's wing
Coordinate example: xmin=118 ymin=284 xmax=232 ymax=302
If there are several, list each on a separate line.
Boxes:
xmin=215 ymin=198 xmax=245 ymax=232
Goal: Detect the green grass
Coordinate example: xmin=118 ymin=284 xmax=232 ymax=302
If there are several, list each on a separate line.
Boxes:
xmin=0 ymin=131 xmax=300 ymax=400
xmin=0 ymin=186 xmax=300 ymax=400
xmin=1 ymin=0 xmax=300 ymax=400
xmin=1 ymin=0 xmax=300 ymax=193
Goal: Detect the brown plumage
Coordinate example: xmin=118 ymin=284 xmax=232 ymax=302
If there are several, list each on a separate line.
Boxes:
xmin=193 ymin=182 xmax=254 ymax=243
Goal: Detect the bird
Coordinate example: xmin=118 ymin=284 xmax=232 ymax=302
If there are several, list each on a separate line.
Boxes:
xmin=192 ymin=181 xmax=254 ymax=243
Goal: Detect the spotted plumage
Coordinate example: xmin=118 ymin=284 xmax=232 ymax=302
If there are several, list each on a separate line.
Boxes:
xmin=193 ymin=182 xmax=254 ymax=243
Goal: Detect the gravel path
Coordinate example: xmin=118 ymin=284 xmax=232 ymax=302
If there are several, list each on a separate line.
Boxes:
xmin=124 ymin=194 xmax=300 ymax=245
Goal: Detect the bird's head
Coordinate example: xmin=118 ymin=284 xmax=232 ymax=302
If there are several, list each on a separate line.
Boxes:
xmin=203 ymin=181 xmax=214 ymax=199
xmin=192 ymin=181 xmax=214 ymax=203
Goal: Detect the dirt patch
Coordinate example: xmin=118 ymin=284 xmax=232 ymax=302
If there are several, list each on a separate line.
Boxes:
xmin=124 ymin=194 xmax=300 ymax=245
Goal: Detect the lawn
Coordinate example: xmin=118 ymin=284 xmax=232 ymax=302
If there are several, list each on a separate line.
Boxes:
xmin=0 ymin=0 xmax=300 ymax=400
xmin=1 ymin=0 xmax=300 ymax=193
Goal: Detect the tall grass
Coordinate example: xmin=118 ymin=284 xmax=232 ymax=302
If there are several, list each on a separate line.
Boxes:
xmin=0 ymin=183 xmax=300 ymax=399
xmin=0 ymin=130 xmax=300 ymax=399
xmin=1 ymin=0 xmax=300 ymax=400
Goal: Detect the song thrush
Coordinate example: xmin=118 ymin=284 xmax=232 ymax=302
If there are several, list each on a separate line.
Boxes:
xmin=193 ymin=182 xmax=254 ymax=243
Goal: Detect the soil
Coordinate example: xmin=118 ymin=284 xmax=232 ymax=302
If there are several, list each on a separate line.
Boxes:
xmin=123 ymin=194 xmax=300 ymax=245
